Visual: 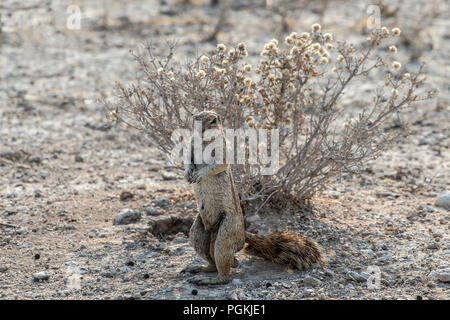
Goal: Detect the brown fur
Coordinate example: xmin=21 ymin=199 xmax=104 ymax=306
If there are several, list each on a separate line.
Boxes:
xmin=244 ymin=231 xmax=324 ymax=270
xmin=183 ymin=111 xmax=324 ymax=285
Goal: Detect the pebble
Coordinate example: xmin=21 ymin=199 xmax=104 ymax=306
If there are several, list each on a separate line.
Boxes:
xmin=435 ymin=191 xmax=450 ymax=210
xmin=347 ymin=271 xmax=369 ymax=283
xmin=154 ymin=198 xmax=169 ymax=208
xmin=33 ymin=271 xmax=50 ymax=281
xmin=113 ymin=209 xmax=141 ymax=225
xmin=161 ymin=171 xmax=178 ymax=180
xmin=120 ymin=191 xmax=134 ymax=201
xmin=427 ymin=243 xmax=439 ymax=250
xmin=0 ymin=266 xmax=8 ymax=273
xmin=303 ymin=276 xmax=321 ymax=287
xmin=143 ymin=206 xmax=160 ymax=216
xmin=429 ymin=269 xmax=450 ymax=283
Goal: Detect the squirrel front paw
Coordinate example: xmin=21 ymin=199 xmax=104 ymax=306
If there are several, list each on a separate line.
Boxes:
xmin=184 ymin=165 xmax=194 ymax=182
xmin=189 ymin=168 xmax=206 ymax=184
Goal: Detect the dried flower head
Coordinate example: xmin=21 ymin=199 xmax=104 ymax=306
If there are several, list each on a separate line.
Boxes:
xmin=244 ymin=77 xmax=252 ymax=87
xmin=301 ymin=32 xmax=310 ymax=40
xmin=326 ymin=43 xmax=334 ymax=50
xmin=244 ymin=64 xmax=252 ymax=73
xmin=214 ymin=67 xmax=226 ymax=75
xmin=285 ymin=36 xmax=294 ymax=45
xmin=312 ymin=23 xmax=321 ymax=32
xmin=196 ymin=70 xmax=206 ymax=78
xmin=200 ymin=55 xmax=209 ymax=64
xmin=237 ymin=42 xmax=247 ymax=51
xmin=290 ymin=47 xmax=300 ymax=55
xmin=381 ymin=27 xmax=389 ymax=35
xmin=157 ymin=67 xmax=164 ymax=76
xmin=245 ymin=116 xmax=255 ymax=126
xmin=337 ymin=55 xmax=344 ymax=62
xmin=389 ymin=45 xmax=397 ymax=53
xmin=392 ymin=61 xmax=401 ymax=70
xmin=323 ymin=33 xmax=333 ymax=42
xmin=217 ymin=43 xmax=226 ymax=51
xmin=392 ymin=27 xmax=401 ymax=36
xmin=321 ymin=57 xmax=329 ymax=64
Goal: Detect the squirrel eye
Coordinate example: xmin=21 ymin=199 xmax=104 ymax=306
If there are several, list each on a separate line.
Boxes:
xmin=211 ymin=118 xmax=217 ymax=124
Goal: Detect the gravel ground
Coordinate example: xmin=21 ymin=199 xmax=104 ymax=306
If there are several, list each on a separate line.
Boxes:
xmin=0 ymin=0 xmax=448 ymax=300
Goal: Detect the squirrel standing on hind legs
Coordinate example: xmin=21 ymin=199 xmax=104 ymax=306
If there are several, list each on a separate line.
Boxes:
xmin=182 ymin=110 xmax=324 ymax=285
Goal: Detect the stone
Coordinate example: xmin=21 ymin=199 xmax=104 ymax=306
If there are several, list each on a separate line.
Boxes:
xmin=347 ymin=271 xmax=369 ymax=283
xmin=113 ymin=209 xmax=141 ymax=225
xmin=143 ymin=206 xmax=160 ymax=216
xmin=429 ymin=269 xmax=450 ymax=283
xmin=154 ymin=198 xmax=169 ymax=208
xmin=33 ymin=271 xmax=50 ymax=281
xmin=303 ymin=276 xmax=321 ymax=287
xmin=120 ymin=191 xmax=134 ymax=201
xmin=435 ymin=191 xmax=450 ymax=210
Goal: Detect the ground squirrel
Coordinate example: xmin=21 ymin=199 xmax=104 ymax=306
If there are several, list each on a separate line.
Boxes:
xmin=183 ymin=111 xmax=324 ymax=285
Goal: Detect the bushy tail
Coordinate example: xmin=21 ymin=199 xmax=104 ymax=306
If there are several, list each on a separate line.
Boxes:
xmin=243 ymin=231 xmax=324 ymax=270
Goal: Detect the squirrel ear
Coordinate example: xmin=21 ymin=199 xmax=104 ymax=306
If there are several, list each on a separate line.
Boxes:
xmin=217 ymin=114 xmax=222 ymax=123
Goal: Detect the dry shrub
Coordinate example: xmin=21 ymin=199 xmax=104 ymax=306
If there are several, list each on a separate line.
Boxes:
xmin=105 ymin=24 xmax=434 ymax=208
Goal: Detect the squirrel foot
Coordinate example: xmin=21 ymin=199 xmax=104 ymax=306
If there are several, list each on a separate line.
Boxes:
xmin=180 ymin=264 xmax=217 ymax=274
xmin=189 ymin=274 xmax=230 ymax=285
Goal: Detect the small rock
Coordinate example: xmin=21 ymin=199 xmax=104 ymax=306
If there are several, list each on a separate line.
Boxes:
xmin=154 ymin=198 xmax=169 ymax=208
xmin=429 ymin=269 xmax=450 ymax=283
xmin=303 ymin=276 xmax=321 ymax=287
xmin=232 ymin=279 xmax=242 ymax=285
xmin=33 ymin=271 xmax=50 ymax=281
xmin=28 ymin=156 xmax=41 ymax=164
xmin=143 ymin=206 xmax=160 ymax=216
xmin=427 ymin=243 xmax=440 ymax=250
xmin=191 ymin=289 xmax=198 ymax=295
xmin=113 ymin=209 xmax=141 ymax=225
xmin=0 ymin=266 xmax=8 ymax=273
xmin=120 ymin=191 xmax=134 ymax=201
xmin=325 ymin=269 xmax=334 ymax=277
xmin=435 ymin=191 xmax=450 ymax=210
xmin=75 ymin=155 xmax=84 ymax=163
xmin=347 ymin=271 xmax=369 ymax=283
xmin=161 ymin=171 xmax=178 ymax=180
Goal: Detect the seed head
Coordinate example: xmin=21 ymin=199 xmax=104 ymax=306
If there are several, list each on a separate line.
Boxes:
xmin=312 ymin=23 xmax=321 ymax=32
xmin=217 ymin=44 xmax=226 ymax=51
xmin=392 ymin=61 xmax=401 ymax=70
xmin=392 ymin=27 xmax=401 ymax=36
xmin=323 ymin=33 xmax=333 ymax=42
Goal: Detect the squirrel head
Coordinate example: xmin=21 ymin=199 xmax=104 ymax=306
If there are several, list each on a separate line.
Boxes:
xmin=192 ymin=111 xmax=222 ymax=132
